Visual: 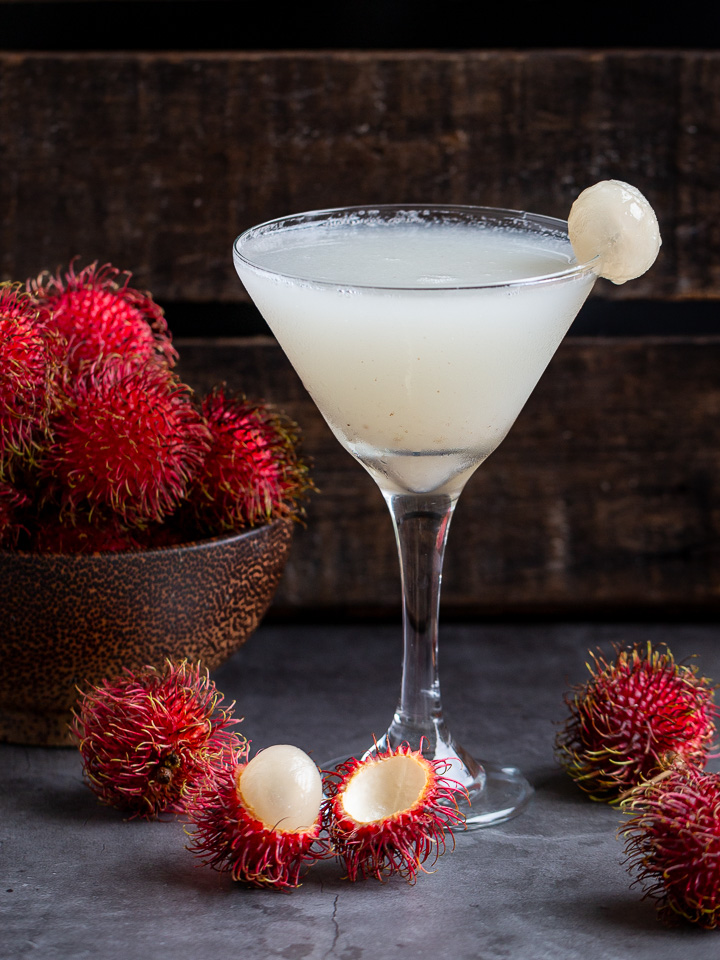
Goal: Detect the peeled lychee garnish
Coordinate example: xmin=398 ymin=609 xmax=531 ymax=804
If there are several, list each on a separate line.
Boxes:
xmin=71 ymin=660 xmax=243 ymax=819
xmin=568 ymin=180 xmax=661 ymax=284
xmin=621 ymin=765 xmax=720 ymax=928
xmin=43 ymin=360 xmax=211 ymax=527
xmin=0 ymin=284 xmax=59 ymax=476
xmin=29 ymin=260 xmax=176 ymax=371
xmin=556 ymin=643 xmax=718 ymax=803
xmin=187 ymin=744 xmax=327 ymax=889
xmin=192 ymin=388 xmax=314 ymax=532
xmin=0 ymin=480 xmax=31 ymax=549
xmin=323 ymin=742 xmax=465 ymax=883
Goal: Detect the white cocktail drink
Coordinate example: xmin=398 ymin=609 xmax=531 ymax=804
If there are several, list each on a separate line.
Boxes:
xmin=235 ymin=211 xmax=596 ymax=495
xmin=234 ymin=205 xmax=598 ymax=828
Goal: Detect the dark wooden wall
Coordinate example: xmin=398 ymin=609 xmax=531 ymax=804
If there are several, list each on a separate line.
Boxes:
xmin=2 ymin=46 xmax=719 ymax=615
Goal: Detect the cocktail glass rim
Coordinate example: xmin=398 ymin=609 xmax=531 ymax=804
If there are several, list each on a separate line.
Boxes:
xmin=233 ymin=202 xmax=600 ymax=291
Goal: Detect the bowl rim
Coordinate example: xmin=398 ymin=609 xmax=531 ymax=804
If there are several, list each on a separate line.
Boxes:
xmin=0 ymin=517 xmax=292 ymax=563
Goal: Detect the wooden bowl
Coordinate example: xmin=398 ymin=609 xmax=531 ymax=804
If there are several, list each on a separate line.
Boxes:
xmin=0 ymin=518 xmax=292 ymax=746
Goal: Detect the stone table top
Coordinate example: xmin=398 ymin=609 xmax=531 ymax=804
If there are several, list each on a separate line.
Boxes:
xmin=3 ymin=620 xmax=720 ymax=960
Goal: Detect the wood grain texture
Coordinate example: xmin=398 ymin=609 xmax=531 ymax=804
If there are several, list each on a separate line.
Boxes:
xmin=1 ymin=50 xmax=719 ymax=301
xmin=176 ymin=336 xmax=720 ymax=615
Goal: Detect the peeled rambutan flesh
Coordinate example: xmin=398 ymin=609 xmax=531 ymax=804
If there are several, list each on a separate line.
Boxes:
xmin=71 ymin=660 xmax=243 ymax=818
xmin=556 ymin=643 xmax=718 ymax=803
xmin=621 ymin=765 xmax=720 ymax=928
xmin=43 ymin=360 xmax=210 ymax=527
xmin=187 ymin=743 xmax=326 ymax=889
xmin=323 ymin=742 xmax=465 ymax=883
xmin=28 ymin=260 xmax=176 ymax=372
xmin=192 ymin=388 xmax=314 ymax=532
xmin=0 ymin=284 xmax=59 ymax=476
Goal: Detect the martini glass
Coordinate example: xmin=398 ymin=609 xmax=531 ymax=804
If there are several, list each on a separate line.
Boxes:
xmin=233 ymin=204 xmax=598 ymax=828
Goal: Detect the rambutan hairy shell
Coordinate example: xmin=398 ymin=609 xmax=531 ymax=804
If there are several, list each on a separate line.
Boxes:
xmin=621 ymin=765 xmax=720 ymax=928
xmin=29 ymin=260 xmax=176 ymax=372
xmin=71 ymin=660 xmax=243 ymax=819
xmin=555 ymin=643 xmax=718 ymax=803
xmin=193 ymin=388 xmax=314 ymax=532
xmin=44 ymin=360 xmax=211 ymax=527
xmin=323 ymin=742 xmax=465 ymax=883
xmin=0 ymin=283 xmax=61 ymax=476
xmin=187 ymin=744 xmax=327 ymax=889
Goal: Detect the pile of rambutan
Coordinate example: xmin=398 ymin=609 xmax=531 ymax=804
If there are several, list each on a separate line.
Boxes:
xmin=557 ymin=641 xmax=720 ymax=927
xmin=74 ymin=660 xmax=465 ymax=890
xmin=0 ymin=261 xmax=313 ymax=553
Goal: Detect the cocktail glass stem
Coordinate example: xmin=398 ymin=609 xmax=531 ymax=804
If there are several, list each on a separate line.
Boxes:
xmin=376 ymin=491 xmax=457 ymax=750
xmin=370 ymin=489 xmax=533 ymax=829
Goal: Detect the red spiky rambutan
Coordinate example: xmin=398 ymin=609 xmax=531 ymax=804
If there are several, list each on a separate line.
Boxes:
xmin=29 ymin=260 xmax=176 ymax=372
xmin=621 ymin=765 xmax=720 ymax=928
xmin=0 ymin=480 xmax=32 ymax=549
xmin=191 ymin=388 xmax=314 ymax=533
xmin=187 ymin=744 xmax=327 ymax=889
xmin=323 ymin=742 xmax=465 ymax=883
xmin=43 ymin=360 xmax=211 ymax=527
xmin=71 ymin=660 xmax=243 ymax=819
xmin=0 ymin=283 xmax=60 ymax=476
xmin=28 ymin=510 xmax=144 ymax=554
xmin=555 ymin=643 xmax=718 ymax=803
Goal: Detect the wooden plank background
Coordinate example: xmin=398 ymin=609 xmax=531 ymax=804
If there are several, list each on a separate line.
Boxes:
xmin=177 ymin=336 xmax=720 ymax=616
xmin=1 ymin=50 xmax=719 ymax=301
xmin=2 ymin=49 xmax=719 ymax=613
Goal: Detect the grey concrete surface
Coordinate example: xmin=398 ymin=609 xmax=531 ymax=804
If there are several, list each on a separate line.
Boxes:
xmin=2 ymin=621 xmax=720 ymax=960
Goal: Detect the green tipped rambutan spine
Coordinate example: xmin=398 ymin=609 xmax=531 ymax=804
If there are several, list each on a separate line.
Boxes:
xmin=28 ymin=260 xmax=176 ymax=372
xmin=556 ymin=643 xmax=718 ymax=803
xmin=192 ymin=387 xmax=315 ymax=533
xmin=621 ymin=764 xmax=720 ymax=928
xmin=71 ymin=660 xmax=244 ymax=819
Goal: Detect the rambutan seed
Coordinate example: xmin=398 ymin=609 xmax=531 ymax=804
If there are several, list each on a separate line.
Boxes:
xmin=71 ymin=660 xmax=243 ymax=819
xmin=186 ymin=744 xmax=327 ymax=889
xmin=621 ymin=765 xmax=720 ymax=928
xmin=323 ymin=742 xmax=465 ymax=883
xmin=43 ymin=360 xmax=211 ymax=527
xmin=28 ymin=260 xmax=176 ymax=372
xmin=192 ymin=388 xmax=314 ymax=533
xmin=555 ymin=643 xmax=719 ymax=803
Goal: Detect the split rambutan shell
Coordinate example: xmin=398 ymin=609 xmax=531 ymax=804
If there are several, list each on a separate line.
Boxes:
xmin=0 ymin=283 xmax=61 ymax=476
xmin=621 ymin=765 xmax=720 ymax=928
xmin=28 ymin=260 xmax=176 ymax=372
xmin=43 ymin=360 xmax=211 ymax=527
xmin=323 ymin=742 xmax=465 ymax=883
xmin=556 ymin=643 xmax=718 ymax=803
xmin=71 ymin=660 xmax=243 ymax=819
xmin=187 ymin=744 xmax=327 ymax=889
xmin=192 ymin=388 xmax=314 ymax=532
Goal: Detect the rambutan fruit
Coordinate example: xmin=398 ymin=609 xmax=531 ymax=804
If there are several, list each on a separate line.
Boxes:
xmin=323 ymin=742 xmax=465 ymax=883
xmin=191 ymin=388 xmax=314 ymax=533
xmin=556 ymin=643 xmax=718 ymax=803
xmin=28 ymin=510 xmax=144 ymax=554
xmin=621 ymin=765 xmax=720 ymax=928
xmin=0 ymin=283 xmax=60 ymax=477
xmin=43 ymin=359 xmax=211 ymax=527
xmin=0 ymin=479 xmax=32 ymax=549
xmin=28 ymin=260 xmax=176 ymax=372
xmin=187 ymin=743 xmax=327 ymax=889
xmin=71 ymin=660 xmax=242 ymax=819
